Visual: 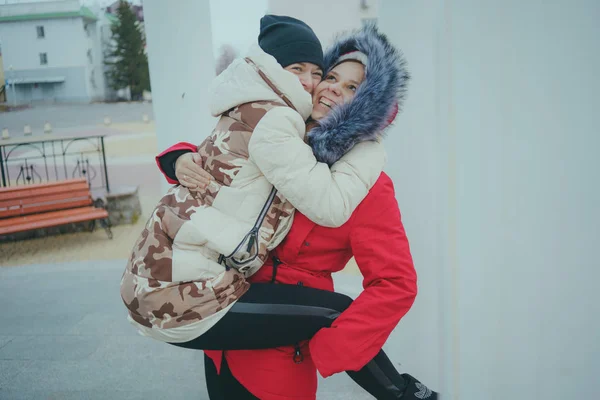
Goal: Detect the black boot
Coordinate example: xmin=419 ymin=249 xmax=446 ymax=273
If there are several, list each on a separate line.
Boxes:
xmin=399 ymin=374 xmax=438 ymax=399
xmin=345 ymin=350 xmax=439 ymax=399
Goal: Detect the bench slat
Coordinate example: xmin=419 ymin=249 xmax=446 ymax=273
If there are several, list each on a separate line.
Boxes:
xmin=0 ymin=199 xmax=91 ymax=221
xmin=0 ymin=190 xmax=91 ymax=209
xmin=0 ymin=179 xmax=88 ymax=194
xmin=0 ymin=182 xmax=90 ymax=202
xmin=0 ymin=208 xmax=109 ymax=235
xmin=0 ymin=198 xmax=93 ymax=219
xmin=0 ymin=208 xmax=26 ymax=219
xmin=0 ymin=207 xmax=106 ymax=228
xmin=22 ymin=199 xmax=96 ymax=216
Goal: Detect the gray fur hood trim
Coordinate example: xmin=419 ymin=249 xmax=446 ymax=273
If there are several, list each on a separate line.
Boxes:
xmin=308 ymin=24 xmax=410 ymax=165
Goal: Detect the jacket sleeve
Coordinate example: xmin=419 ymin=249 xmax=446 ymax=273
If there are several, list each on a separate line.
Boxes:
xmin=308 ymin=175 xmax=418 ymax=378
xmin=248 ymin=107 xmax=386 ymax=228
xmin=155 ymin=142 xmax=197 ymax=184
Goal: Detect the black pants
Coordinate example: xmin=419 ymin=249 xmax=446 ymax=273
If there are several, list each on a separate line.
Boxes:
xmin=204 ymin=353 xmax=259 ymax=399
xmin=172 ymin=283 xmax=408 ymax=399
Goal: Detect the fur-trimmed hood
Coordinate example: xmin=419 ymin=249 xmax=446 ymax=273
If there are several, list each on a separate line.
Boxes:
xmin=307 ymin=24 xmax=410 ymax=165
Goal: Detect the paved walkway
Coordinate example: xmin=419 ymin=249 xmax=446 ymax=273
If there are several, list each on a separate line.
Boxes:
xmin=0 ymin=260 xmax=376 ymax=399
xmin=2 ymin=103 xmax=154 ymax=136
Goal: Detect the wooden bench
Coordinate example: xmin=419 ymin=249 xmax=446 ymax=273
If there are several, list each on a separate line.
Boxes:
xmin=0 ymin=179 xmax=112 ymax=239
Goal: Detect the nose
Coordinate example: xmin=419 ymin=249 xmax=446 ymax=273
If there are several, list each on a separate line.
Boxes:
xmin=328 ymin=82 xmax=342 ymax=97
xmin=299 ymin=72 xmax=314 ymax=93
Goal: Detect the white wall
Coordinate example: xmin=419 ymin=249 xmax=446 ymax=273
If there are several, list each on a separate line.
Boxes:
xmin=376 ymin=0 xmax=443 ymax=392
xmin=380 ymin=0 xmax=600 ymax=399
xmin=143 ymin=0 xmax=215 ymax=192
xmin=209 ymin=0 xmax=267 ymax=58
xmin=267 ymin=0 xmax=378 ymax=47
xmin=0 ymin=17 xmax=88 ymax=70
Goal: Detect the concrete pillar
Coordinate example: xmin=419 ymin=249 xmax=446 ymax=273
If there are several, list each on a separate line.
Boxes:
xmin=143 ymin=0 xmax=215 ymax=192
xmin=377 ymin=1 xmax=446 ymax=395
xmin=380 ymin=1 xmax=600 ymax=399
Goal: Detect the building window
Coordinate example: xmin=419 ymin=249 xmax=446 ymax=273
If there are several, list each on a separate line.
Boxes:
xmin=40 ymin=53 xmax=48 ymax=65
xmin=36 ymin=26 xmax=45 ymax=38
xmin=87 ymin=49 xmax=93 ymax=64
xmin=84 ymin=23 xmax=91 ymax=37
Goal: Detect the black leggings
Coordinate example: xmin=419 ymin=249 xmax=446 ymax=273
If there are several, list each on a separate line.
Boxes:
xmin=171 ymin=283 xmax=409 ymax=399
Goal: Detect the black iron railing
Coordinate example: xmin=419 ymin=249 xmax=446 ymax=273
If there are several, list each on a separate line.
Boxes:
xmin=0 ymin=135 xmax=110 ymax=192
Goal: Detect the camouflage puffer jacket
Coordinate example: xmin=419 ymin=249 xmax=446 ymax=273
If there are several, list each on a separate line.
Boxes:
xmin=121 ymin=101 xmax=296 ymax=343
xmin=121 ymin=45 xmax=386 ymax=343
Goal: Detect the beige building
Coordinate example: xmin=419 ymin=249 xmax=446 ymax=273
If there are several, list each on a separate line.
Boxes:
xmin=0 ymin=0 xmax=113 ymax=104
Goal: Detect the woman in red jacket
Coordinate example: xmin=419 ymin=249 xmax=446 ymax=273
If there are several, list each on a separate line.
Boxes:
xmin=156 ymin=26 xmax=437 ymax=400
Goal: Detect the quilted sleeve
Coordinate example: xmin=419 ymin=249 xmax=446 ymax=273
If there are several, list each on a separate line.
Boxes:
xmin=248 ymin=107 xmax=386 ymax=228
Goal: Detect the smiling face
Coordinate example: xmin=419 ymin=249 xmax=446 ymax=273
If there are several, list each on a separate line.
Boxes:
xmin=284 ymin=62 xmax=323 ymax=94
xmin=311 ymin=61 xmax=366 ymax=120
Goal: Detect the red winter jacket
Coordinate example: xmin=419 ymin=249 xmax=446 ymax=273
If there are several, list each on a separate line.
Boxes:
xmin=157 ymin=146 xmax=418 ymax=399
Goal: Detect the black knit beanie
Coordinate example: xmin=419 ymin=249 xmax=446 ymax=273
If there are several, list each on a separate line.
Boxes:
xmin=258 ymin=15 xmax=324 ymax=71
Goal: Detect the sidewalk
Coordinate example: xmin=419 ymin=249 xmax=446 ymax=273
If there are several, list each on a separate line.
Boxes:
xmin=0 ymin=260 xmax=375 ymax=399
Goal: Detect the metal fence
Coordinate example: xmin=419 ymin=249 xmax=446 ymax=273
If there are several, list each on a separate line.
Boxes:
xmin=0 ymin=135 xmax=110 ymax=192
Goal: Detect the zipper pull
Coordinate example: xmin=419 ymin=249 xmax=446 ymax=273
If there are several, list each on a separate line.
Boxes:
xmin=246 ymin=229 xmax=257 ymax=253
xmin=218 ymin=254 xmax=230 ymax=270
xmin=293 ymin=343 xmax=304 ymax=364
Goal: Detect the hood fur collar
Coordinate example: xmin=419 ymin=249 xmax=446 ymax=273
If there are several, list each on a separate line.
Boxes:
xmin=308 ymin=24 xmax=410 ymax=165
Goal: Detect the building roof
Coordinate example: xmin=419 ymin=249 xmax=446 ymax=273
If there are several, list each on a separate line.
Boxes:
xmin=104 ymin=12 xmax=118 ymax=25
xmin=0 ymin=6 xmax=98 ymax=23
xmin=7 ymin=76 xmax=66 ymax=85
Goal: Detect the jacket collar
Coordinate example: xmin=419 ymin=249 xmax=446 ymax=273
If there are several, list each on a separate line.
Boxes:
xmin=209 ymin=45 xmax=313 ymax=120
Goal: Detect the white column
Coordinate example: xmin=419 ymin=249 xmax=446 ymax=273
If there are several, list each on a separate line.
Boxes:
xmin=267 ymin=0 xmax=378 ymax=47
xmin=380 ymin=1 xmax=600 ymax=399
xmin=377 ymin=1 xmax=447 ymax=395
xmin=143 ymin=0 xmax=215 ymax=192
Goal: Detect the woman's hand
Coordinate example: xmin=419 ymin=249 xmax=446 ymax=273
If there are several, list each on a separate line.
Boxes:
xmin=175 ymin=152 xmax=212 ymax=189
